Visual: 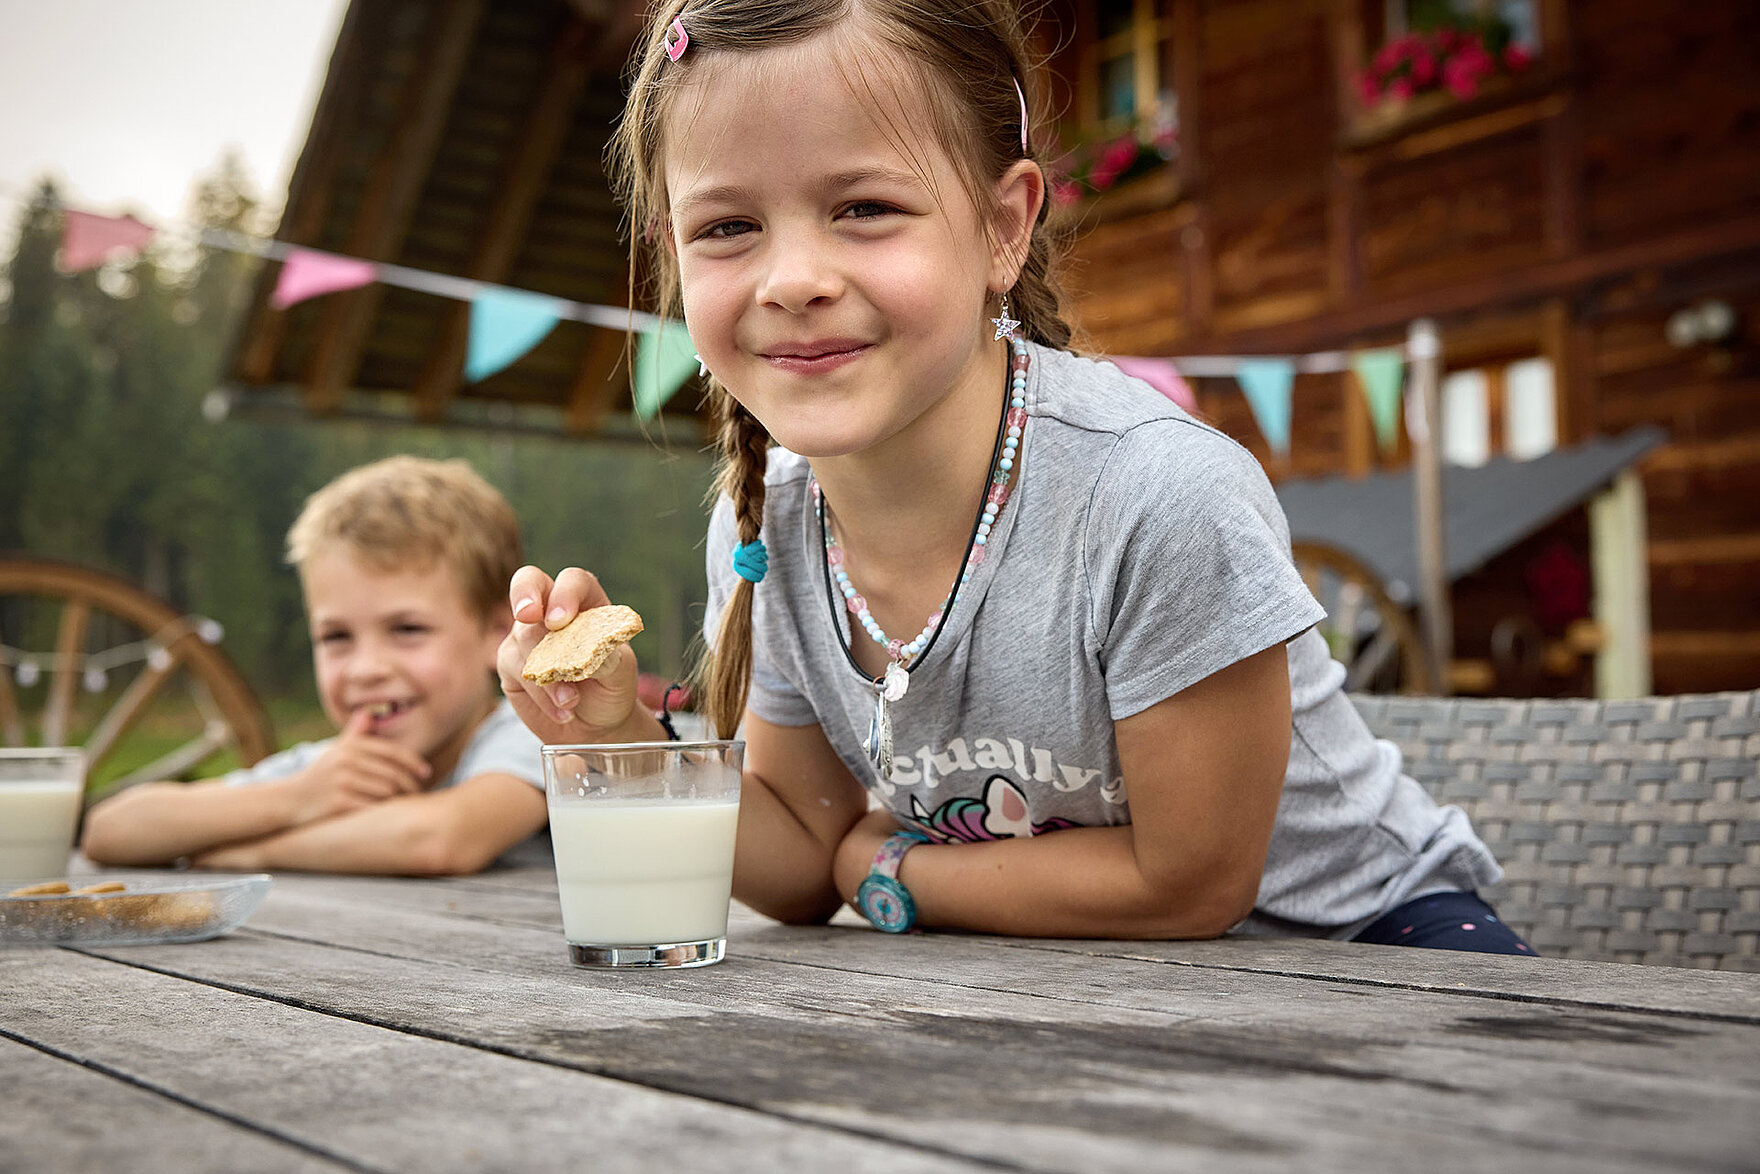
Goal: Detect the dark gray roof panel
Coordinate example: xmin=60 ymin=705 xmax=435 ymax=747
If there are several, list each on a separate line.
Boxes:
xmin=1274 ymin=427 xmax=1666 ymax=599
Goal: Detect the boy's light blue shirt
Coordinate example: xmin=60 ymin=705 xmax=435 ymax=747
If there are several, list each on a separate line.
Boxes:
xmin=220 ymin=699 xmax=543 ymax=791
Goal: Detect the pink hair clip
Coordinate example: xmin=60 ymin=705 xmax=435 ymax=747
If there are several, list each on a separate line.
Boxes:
xmin=664 ymin=17 xmax=689 ymax=62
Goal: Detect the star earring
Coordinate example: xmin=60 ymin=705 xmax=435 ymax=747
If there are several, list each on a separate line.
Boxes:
xmin=991 ymin=290 xmax=1020 ymax=342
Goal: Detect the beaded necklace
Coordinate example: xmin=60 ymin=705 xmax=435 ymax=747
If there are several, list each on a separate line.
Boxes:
xmin=813 ymin=338 xmax=1030 ymax=778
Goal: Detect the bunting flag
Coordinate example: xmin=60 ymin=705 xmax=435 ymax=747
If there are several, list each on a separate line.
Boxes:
xmin=1350 ymin=348 xmax=1406 ymax=453
xmin=1110 ymin=355 xmax=1197 ymax=413
xmin=464 ymin=288 xmax=566 ymax=382
xmin=271 ymin=248 xmax=378 ymax=309
xmin=60 ymin=211 xmax=155 ymax=272
xmin=1234 ymin=358 xmax=1296 ymax=456
xmin=633 ymin=323 xmax=701 ymax=420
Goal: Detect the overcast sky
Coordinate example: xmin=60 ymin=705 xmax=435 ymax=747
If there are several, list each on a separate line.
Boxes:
xmin=0 ymin=0 xmax=351 ymax=246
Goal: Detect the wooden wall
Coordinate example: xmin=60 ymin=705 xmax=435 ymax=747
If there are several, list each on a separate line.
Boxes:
xmin=1054 ymin=0 xmax=1760 ymax=694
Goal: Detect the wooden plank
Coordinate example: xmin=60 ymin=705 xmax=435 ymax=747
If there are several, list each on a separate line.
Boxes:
xmin=71 ymin=910 xmax=1760 ymax=1173
xmin=0 ymin=1036 xmax=341 ymax=1174
xmin=1 ymin=950 xmax=983 ymax=1174
xmin=262 ymin=868 xmax=1760 ymax=1022
xmin=1185 ymin=211 xmax=1760 ymax=356
xmin=412 ymin=15 xmax=598 ymax=421
xmin=301 ymin=0 xmax=488 ymax=415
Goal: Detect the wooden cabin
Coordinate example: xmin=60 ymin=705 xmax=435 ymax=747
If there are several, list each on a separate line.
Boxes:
xmin=1039 ymin=0 xmax=1760 ymax=694
xmin=226 ymin=0 xmax=1759 ymax=695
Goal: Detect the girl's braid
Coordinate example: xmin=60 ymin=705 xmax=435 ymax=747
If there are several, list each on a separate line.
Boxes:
xmin=702 ymin=389 xmax=770 ymax=738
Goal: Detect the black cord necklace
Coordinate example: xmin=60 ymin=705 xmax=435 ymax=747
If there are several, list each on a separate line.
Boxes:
xmin=814 ymin=342 xmax=1021 ymax=776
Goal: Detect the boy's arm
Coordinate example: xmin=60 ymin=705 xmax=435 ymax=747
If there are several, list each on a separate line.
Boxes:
xmin=190 ymin=773 xmax=548 ymax=876
xmin=829 ymin=643 xmax=1292 ymax=939
xmin=80 ymin=710 xmax=428 ymax=867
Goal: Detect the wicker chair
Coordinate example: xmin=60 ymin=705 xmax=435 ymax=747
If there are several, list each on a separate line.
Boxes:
xmin=1351 ymin=690 xmax=1760 ymax=971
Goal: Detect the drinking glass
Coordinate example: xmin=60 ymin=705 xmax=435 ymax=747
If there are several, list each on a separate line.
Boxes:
xmin=0 ymin=748 xmax=86 ymax=880
xmin=541 ymin=740 xmax=742 ymax=969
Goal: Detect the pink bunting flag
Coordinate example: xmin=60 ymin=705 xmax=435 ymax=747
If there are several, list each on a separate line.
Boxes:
xmin=1111 ymin=355 xmax=1197 ymax=413
xmin=60 ymin=211 xmax=156 ymax=272
xmin=271 ymin=248 xmax=378 ymax=309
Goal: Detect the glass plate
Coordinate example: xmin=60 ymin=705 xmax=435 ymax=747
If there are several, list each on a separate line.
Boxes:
xmin=0 ymin=873 xmax=272 ymax=947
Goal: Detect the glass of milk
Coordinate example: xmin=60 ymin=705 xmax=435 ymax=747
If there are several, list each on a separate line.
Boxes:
xmin=541 ymin=740 xmax=742 ymax=969
xmin=0 ymin=748 xmax=87 ymax=880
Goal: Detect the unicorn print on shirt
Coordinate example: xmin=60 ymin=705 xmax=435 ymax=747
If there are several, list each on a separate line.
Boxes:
xmin=908 ymin=776 xmax=1079 ymax=843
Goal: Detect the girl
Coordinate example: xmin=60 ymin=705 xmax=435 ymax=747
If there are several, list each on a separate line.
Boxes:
xmin=499 ymin=0 xmax=1531 ymax=954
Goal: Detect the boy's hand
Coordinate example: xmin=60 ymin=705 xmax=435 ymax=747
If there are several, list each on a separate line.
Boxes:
xmin=498 ymin=565 xmax=645 ymax=744
xmin=290 ymin=708 xmax=429 ymax=823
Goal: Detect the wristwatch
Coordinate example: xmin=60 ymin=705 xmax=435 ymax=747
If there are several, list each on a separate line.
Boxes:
xmin=855 ymin=830 xmax=930 ymax=933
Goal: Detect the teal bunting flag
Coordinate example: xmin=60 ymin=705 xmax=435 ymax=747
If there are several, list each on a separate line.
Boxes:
xmin=465 ymin=289 xmax=565 ymax=382
xmin=633 ymin=323 xmax=700 ymax=420
xmin=1234 ymin=358 xmax=1295 ymax=456
xmin=1350 ymin=348 xmax=1406 ymax=453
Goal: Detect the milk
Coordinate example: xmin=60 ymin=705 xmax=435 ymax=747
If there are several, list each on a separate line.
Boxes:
xmin=548 ymin=798 xmax=740 ymax=945
xmin=0 ymin=779 xmax=83 ymax=878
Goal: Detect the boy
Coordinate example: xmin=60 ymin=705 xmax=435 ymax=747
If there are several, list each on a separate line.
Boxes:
xmin=82 ymin=456 xmax=549 ymax=875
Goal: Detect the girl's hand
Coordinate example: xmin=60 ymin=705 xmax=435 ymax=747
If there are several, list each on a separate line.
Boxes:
xmin=497 ymin=565 xmax=646 ymax=744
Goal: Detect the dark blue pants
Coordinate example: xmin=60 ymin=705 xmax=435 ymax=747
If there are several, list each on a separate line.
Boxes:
xmin=1352 ymin=891 xmax=1535 ymax=955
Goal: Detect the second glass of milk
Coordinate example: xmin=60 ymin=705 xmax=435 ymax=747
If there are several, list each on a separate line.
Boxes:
xmin=0 ymin=748 xmax=86 ymax=880
xmin=541 ymin=740 xmax=742 ymax=969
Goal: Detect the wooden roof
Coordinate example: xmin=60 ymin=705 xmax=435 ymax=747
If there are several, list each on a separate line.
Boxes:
xmin=221 ymin=0 xmax=687 ymax=441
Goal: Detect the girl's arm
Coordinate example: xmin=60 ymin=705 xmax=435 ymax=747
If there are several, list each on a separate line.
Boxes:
xmin=831 ymin=644 xmax=1293 ymax=939
xmin=188 ymin=773 xmax=549 ymax=876
xmin=734 ymin=713 xmax=872 ymax=925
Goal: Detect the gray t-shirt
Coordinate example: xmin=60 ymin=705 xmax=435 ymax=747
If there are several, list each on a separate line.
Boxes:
xmin=221 ymin=699 xmax=544 ymax=792
xmin=705 ymin=341 xmax=1499 ymax=938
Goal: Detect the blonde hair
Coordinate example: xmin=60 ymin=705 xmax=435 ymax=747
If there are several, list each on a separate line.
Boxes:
xmin=286 ymin=456 xmax=523 ymax=623
xmin=610 ymin=0 xmax=1076 ymax=737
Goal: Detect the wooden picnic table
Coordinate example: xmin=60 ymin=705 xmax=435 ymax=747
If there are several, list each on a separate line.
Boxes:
xmin=6 ymin=841 xmax=1758 ymax=1174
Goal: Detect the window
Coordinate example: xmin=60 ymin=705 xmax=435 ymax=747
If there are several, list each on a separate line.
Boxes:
xmin=1082 ymin=0 xmax=1177 ymax=144
xmin=1385 ymin=0 xmax=1538 ymax=51
xmin=1441 ymin=356 xmax=1556 ymax=466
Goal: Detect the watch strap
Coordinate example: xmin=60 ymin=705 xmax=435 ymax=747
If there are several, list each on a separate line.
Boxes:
xmin=855 ymin=830 xmax=929 ymax=933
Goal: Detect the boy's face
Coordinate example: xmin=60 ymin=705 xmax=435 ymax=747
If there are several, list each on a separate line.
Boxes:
xmin=302 ymin=549 xmax=507 ymax=769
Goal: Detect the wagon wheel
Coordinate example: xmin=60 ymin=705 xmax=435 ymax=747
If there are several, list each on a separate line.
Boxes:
xmin=0 ymin=557 xmax=275 ymax=800
xmin=1291 ymin=541 xmax=1435 ymax=695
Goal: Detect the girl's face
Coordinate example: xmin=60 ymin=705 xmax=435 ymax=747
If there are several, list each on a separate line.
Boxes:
xmin=663 ymin=37 xmax=1026 ymax=462
xmin=303 ymin=550 xmax=505 ymax=772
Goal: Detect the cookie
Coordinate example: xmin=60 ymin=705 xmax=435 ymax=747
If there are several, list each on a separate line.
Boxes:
xmin=521 ymin=604 xmax=645 ymax=685
xmin=7 ymin=880 xmax=71 ymax=896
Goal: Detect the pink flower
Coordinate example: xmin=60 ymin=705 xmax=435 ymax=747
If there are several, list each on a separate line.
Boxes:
xmin=1411 ymin=52 xmax=1437 ymax=85
xmin=1442 ymin=57 xmax=1480 ymax=99
xmin=1503 ymin=43 xmax=1532 ymax=71
xmin=1356 ymin=72 xmax=1381 ymax=105
xmin=1051 ymin=180 xmax=1082 ymax=206
xmin=1100 ymin=137 xmax=1138 ymax=170
xmin=1389 ymin=77 xmax=1415 ymax=102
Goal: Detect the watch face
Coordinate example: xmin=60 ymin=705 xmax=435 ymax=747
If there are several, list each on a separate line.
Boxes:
xmin=856 ymin=875 xmax=916 ymax=933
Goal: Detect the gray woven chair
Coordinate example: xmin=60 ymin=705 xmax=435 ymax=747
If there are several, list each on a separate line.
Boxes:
xmin=1351 ymin=690 xmax=1760 ymax=971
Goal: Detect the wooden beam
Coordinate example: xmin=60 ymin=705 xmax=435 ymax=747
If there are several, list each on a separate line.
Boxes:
xmin=1193 ymin=212 xmax=1760 ymax=356
xmin=564 ymin=319 xmax=631 ymax=436
xmin=1408 ymin=319 xmax=1451 ymax=695
xmin=1590 ymin=469 xmax=1652 ymax=698
xmin=300 ymin=0 xmax=488 ymax=415
xmin=412 ymin=16 xmax=598 ymax=421
xmin=233 ymin=0 xmax=375 ymax=386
